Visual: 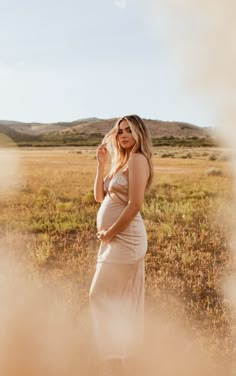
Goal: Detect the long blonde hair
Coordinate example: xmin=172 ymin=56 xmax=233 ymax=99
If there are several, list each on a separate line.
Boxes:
xmin=102 ymin=115 xmax=154 ymax=190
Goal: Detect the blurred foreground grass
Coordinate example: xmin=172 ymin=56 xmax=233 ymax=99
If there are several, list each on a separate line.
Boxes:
xmin=0 ymin=146 xmax=234 ymax=361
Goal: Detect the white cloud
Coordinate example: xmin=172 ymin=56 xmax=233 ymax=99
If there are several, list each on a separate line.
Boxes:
xmin=113 ymin=0 xmax=127 ymax=9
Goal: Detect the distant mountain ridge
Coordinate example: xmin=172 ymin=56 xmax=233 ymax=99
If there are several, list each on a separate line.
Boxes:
xmin=0 ymin=117 xmax=213 ymax=141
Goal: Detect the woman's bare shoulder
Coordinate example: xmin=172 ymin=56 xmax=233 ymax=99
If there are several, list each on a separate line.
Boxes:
xmin=128 ymin=153 xmax=148 ymax=166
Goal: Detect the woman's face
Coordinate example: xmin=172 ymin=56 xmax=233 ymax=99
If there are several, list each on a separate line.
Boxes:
xmin=117 ymin=120 xmax=136 ymax=152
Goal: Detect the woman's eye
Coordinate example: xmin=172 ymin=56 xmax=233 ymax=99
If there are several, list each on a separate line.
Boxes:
xmin=128 ymin=129 xmax=132 ymax=133
xmin=118 ymin=130 xmax=123 ymax=134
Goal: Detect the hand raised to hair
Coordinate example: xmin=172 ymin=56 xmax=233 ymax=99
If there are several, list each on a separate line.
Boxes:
xmin=96 ymin=144 xmax=109 ymax=167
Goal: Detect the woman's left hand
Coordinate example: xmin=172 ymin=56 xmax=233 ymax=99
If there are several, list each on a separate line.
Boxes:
xmin=96 ymin=229 xmax=113 ymax=243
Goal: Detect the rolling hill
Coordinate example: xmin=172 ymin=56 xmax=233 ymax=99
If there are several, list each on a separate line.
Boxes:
xmin=0 ymin=118 xmax=216 ymax=147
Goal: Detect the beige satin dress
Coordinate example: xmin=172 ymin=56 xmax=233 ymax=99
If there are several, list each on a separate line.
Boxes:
xmin=89 ymin=163 xmax=148 ymax=360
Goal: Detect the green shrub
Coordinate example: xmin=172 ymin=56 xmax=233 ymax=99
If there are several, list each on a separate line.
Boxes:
xmin=160 ymin=153 xmax=175 ymax=158
xmin=83 ymin=190 xmax=96 ymax=204
xmin=181 ymin=153 xmax=192 ymax=159
xmin=208 ymin=153 xmax=218 ymax=161
xmin=206 ymin=167 xmax=223 ymax=176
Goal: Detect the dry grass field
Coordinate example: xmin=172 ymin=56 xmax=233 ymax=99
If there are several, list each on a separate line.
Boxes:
xmin=0 ymin=145 xmax=235 ymax=372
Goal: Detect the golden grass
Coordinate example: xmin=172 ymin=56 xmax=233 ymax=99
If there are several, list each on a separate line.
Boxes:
xmin=0 ymin=146 xmax=234 ymax=361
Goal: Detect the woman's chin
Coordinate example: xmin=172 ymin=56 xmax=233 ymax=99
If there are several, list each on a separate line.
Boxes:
xmin=122 ymin=144 xmax=132 ymax=150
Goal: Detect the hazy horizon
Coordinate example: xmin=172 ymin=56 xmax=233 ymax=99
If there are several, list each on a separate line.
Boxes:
xmin=0 ymin=116 xmax=214 ymax=128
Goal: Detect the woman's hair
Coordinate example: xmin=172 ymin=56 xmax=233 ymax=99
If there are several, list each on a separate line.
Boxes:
xmin=102 ymin=114 xmax=154 ymax=190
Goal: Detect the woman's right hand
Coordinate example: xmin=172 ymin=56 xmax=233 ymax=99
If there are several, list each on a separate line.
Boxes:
xmin=96 ymin=144 xmax=109 ymax=166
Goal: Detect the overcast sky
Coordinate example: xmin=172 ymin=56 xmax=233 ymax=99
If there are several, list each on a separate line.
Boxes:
xmin=0 ymin=0 xmax=213 ymax=126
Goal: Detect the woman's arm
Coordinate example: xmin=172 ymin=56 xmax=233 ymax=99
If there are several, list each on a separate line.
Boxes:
xmin=97 ymin=153 xmax=149 ymax=242
xmin=94 ymin=165 xmax=105 ymax=203
xmin=94 ymin=144 xmax=109 ymax=203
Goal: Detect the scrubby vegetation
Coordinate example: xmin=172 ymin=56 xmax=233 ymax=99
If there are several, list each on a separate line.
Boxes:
xmin=16 ymin=136 xmax=217 ymax=148
xmin=0 ymin=147 xmax=234 ymax=361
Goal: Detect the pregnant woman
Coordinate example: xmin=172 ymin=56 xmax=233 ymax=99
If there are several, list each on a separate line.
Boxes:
xmin=89 ymin=115 xmax=153 ymax=370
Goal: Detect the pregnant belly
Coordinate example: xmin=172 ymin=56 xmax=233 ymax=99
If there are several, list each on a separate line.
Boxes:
xmin=96 ymin=195 xmax=148 ymax=264
xmin=97 ymin=195 xmax=125 ymax=231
